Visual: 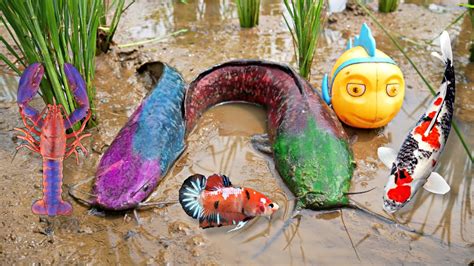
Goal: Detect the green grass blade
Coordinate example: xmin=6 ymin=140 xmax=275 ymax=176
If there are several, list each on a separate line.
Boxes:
xmin=283 ymin=0 xmax=323 ymax=79
xmin=0 ymin=54 xmax=21 ymax=75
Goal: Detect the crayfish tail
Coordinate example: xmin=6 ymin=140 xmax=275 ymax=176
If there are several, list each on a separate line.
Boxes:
xmin=31 ymin=199 xmax=72 ymax=216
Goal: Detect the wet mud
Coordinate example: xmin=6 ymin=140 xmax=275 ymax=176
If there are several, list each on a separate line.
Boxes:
xmin=0 ymin=0 xmax=472 ymax=264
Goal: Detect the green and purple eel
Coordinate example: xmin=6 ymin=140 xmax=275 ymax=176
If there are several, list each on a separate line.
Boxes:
xmin=86 ymin=60 xmax=354 ymax=211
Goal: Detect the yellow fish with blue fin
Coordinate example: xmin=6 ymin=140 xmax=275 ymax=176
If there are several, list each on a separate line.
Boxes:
xmin=322 ymin=23 xmax=405 ymax=129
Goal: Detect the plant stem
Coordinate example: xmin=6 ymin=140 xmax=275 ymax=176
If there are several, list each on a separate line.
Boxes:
xmin=378 ymin=0 xmax=398 ymax=13
xmin=117 ymin=29 xmax=189 ymax=48
xmin=236 ymin=0 xmax=261 ymax=28
xmin=283 ymin=0 xmax=324 ymax=79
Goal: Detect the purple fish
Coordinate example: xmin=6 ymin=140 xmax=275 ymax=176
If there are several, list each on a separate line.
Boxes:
xmin=79 ymin=62 xmax=186 ymax=210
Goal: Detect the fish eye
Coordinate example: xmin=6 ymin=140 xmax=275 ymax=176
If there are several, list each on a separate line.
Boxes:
xmin=143 ymin=184 xmax=149 ymax=191
xmin=346 ymin=83 xmax=366 ymax=97
xmin=269 ymin=203 xmax=274 ymax=208
xmin=386 ymin=83 xmax=400 ymax=97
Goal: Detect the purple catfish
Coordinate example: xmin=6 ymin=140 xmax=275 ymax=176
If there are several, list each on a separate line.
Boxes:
xmin=88 ymin=62 xmax=186 ymax=210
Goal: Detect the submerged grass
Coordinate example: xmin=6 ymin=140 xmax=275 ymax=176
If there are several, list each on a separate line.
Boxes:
xmin=468 ymin=0 xmax=474 ymax=61
xmin=236 ymin=0 xmax=260 ymax=28
xmin=378 ymin=0 xmax=398 ymax=13
xmin=0 ymin=0 xmax=126 ymax=128
xmin=283 ymin=0 xmax=324 ymax=79
xmin=357 ymin=1 xmax=473 ymax=163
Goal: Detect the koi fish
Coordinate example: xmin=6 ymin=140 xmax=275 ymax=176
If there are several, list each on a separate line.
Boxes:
xmin=179 ymin=174 xmax=279 ymax=231
xmin=377 ymin=31 xmax=454 ymax=213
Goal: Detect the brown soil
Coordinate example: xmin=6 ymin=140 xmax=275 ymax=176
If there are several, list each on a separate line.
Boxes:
xmin=0 ymin=1 xmax=472 ymax=264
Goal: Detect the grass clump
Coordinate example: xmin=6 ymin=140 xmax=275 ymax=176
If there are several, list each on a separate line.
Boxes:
xmin=378 ymin=0 xmax=398 ymax=13
xmin=283 ymin=0 xmax=324 ymax=79
xmin=236 ymin=0 xmax=261 ymax=28
xmin=0 ymin=0 xmax=126 ymax=128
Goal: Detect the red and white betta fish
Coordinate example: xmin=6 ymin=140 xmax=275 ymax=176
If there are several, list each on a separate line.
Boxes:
xmin=378 ymin=31 xmax=454 ymax=213
xmin=179 ymin=174 xmax=279 ymax=231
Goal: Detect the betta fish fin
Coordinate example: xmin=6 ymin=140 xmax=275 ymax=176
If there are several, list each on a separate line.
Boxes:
xmin=354 ymin=23 xmax=376 ymax=57
xmin=179 ymin=174 xmax=206 ymax=219
xmin=377 ymin=147 xmax=397 ymax=168
xmin=200 ymin=210 xmax=249 ymax=229
xmin=227 ymin=220 xmax=249 ymax=233
xmin=322 ymin=74 xmax=331 ymax=105
xmin=423 ymin=172 xmax=450 ymax=194
xmin=205 ymin=174 xmax=232 ymax=191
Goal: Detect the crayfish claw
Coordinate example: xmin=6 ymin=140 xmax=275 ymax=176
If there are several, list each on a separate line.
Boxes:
xmin=17 ymin=63 xmax=44 ymax=123
xmin=64 ymin=64 xmax=90 ymax=129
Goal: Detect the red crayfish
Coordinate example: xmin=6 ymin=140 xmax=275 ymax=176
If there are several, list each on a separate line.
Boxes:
xmin=14 ymin=63 xmax=91 ymax=216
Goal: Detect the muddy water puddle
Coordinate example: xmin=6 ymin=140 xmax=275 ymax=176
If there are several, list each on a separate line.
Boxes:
xmin=0 ymin=0 xmax=473 ymax=264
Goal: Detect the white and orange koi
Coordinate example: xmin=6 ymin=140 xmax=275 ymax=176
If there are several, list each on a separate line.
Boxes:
xmin=179 ymin=174 xmax=279 ymax=231
xmin=378 ymin=31 xmax=454 ymax=213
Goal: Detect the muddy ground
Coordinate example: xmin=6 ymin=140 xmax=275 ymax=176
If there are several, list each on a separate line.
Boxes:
xmin=0 ymin=0 xmax=472 ymax=264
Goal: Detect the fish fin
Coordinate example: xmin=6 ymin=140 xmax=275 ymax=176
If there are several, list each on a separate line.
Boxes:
xmin=377 ymin=147 xmax=397 ymax=168
xmin=354 ymin=23 xmax=376 ymax=57
xmin=423 ymin=172 xmax=450 ymax=194
xmin=322 ymin=74 xmax=331 ymax=105
xmin=346 ymin=38 xmax=353 ymax=50
xmin=179 ymin=174 xmax=206 ymax=219
xmin=205 ymin=174 xmax=232 ymax=191
xmin=199 ymin=210 xmax=250 ymax=229
xmin=438 ymin=31 xmax=452 ymax=66
xmin=431 ymin=52 xmax=444 ymax=63
xmin=424 ymin=83 xmax=447 ymax=137
xmin=227 ymin=220 xmax=250 ymax=233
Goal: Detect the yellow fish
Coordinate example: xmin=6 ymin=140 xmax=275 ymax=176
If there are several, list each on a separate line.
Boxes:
xmin=322 ymin=23 xmax=405 ymax=129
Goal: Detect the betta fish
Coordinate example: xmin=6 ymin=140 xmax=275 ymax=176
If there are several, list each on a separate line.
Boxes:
xmin=377 ymin=31 xmax=454 ymax=213
xmin=179 ymin=174 xmax=279 ymax=231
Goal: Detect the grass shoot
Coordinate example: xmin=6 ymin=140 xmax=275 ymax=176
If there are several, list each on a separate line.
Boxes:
xmin=378 ymin=0 xmax=399 ymax=13
xmin=236 ymin=0 xmax=261 ymax=28
xmin=283 ymin=0 xmax=324 ymax=79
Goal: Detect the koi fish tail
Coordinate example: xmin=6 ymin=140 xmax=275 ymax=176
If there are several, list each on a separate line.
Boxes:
xmin=32 ymin=159 xmax=72 ymax=216
xmin=432 ymin=31 xmax=454 ymax=92
xmin=179 ymin=174 xmax=206 ymax=219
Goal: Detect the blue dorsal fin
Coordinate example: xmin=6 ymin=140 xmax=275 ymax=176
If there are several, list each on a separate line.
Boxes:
xmin=346 ymin=38 xmax=353 ymax=50
xmin=354 ymin=35 xmax=360 ymax=46
xmin=354 ymin=23 xmax=376 ymax=56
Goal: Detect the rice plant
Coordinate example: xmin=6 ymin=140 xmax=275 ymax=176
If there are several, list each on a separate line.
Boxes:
xmin=283 ymin=0 xmax=324 ymax=79
xmin=236 ymin=0 xmax=261 ymax=28
xmin=97 ymin=0 xmax=127 ymax=53
xmin=0 ymin=0 xmax=125 ymax=128
xmin=357 ymin=0 xmax=473 ymax=163
xmin=378 ymin=0 xmax=398 ymax=13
